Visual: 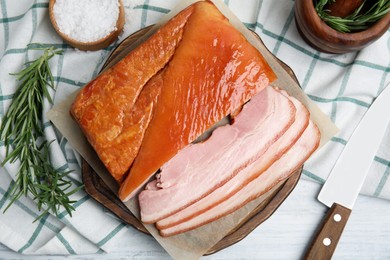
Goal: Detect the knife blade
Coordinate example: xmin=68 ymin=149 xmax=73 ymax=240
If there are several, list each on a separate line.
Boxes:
xmin=304 ymin=84 xmax=390 ymax=260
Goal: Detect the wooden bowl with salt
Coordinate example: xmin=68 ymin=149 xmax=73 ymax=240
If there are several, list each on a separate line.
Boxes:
xmin=49 ymin=0 xmax=125 ymax=51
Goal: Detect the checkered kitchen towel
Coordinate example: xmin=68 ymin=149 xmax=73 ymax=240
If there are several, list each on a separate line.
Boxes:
xmin=0 ymin=0 xmax=389 ymax=255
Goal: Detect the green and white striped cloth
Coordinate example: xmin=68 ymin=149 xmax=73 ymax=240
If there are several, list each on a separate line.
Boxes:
xmin=0 ymin=0 xmax=389 ymax=255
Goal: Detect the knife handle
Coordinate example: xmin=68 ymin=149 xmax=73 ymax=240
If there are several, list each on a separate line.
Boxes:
xmin=304 ymin=203 xmax=352 ymax=260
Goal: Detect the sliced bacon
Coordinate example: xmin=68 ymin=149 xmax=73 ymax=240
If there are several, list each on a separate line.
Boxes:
xmin=159 ymin=120 xmax=320 ymax=237
xmin=138 ymin=86 xmax=296 ymax=224
xmin=156 ymin=90 xmax=309 ymax=229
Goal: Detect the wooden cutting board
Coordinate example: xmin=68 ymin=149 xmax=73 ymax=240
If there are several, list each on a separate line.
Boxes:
xmin=82 ymin=25 xmax=303 ymax=255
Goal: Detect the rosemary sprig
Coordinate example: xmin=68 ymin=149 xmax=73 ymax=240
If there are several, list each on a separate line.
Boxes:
xmin=0 ymin=46 xmax=82 ymax=220
xmin=315 ymin=0 xmax=390 ymax=33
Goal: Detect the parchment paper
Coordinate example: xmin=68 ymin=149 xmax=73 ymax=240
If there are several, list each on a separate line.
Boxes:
xmin=47 ymin=0 xmax=338 ymax=259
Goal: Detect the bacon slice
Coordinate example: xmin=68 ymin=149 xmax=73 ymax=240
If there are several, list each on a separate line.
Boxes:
xmin=138 ymin=86 xmax=295 ymax=224
xmin=119 ymin=1 xmax=276 ymax=200
xmin=159 ymin=120 xmax=320 ymax=237
xmin=156 ymin=89 xmax=309 ymax=229
xmin=70 ymin=5 xmax=194 ymax=182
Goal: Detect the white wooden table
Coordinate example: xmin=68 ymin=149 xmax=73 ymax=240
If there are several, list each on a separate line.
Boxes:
xmin=1 ymin=178 xmax=389 ymax=259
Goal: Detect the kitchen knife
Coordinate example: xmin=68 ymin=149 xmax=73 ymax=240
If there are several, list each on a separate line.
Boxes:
xmin=304 ymin=84 xmax=390 ymax=260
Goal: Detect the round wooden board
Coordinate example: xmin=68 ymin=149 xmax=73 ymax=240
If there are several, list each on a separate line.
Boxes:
xmin=82 ymin=25 xmax=303 ymax=255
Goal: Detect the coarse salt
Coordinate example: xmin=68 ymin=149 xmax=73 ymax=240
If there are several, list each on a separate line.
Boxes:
xmin=53 ymin=0 xmax=120 ymax=43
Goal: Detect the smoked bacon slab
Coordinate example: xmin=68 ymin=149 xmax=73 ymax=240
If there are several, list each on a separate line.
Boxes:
xmin=119 ymin=1 xmax=276 ymax=201
xmin=70 ymin=6 xmax=194 ymax=182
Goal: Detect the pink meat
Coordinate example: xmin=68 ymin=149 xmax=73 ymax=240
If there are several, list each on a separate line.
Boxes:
xmin=159 ymin=120 xmax=320 ymax=236
xmin=156 ymin=90 xmax=309 ymax=229
xmin=139 ymin=86 xmax=296 ymax=224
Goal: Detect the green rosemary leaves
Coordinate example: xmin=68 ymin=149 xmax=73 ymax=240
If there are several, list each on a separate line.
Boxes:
xmin=0 ymin=46 xmax=81 ymax=220
xmin=315 ymin=0 xmax=390 ymax=33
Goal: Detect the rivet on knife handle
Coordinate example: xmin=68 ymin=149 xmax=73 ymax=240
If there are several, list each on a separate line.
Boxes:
xmin=304 ymin=203 xmax=352 ymax=260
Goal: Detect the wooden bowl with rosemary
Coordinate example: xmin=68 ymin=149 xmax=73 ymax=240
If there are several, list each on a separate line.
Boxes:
xmin=295 ymin=0 xmax=390 ymax=54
